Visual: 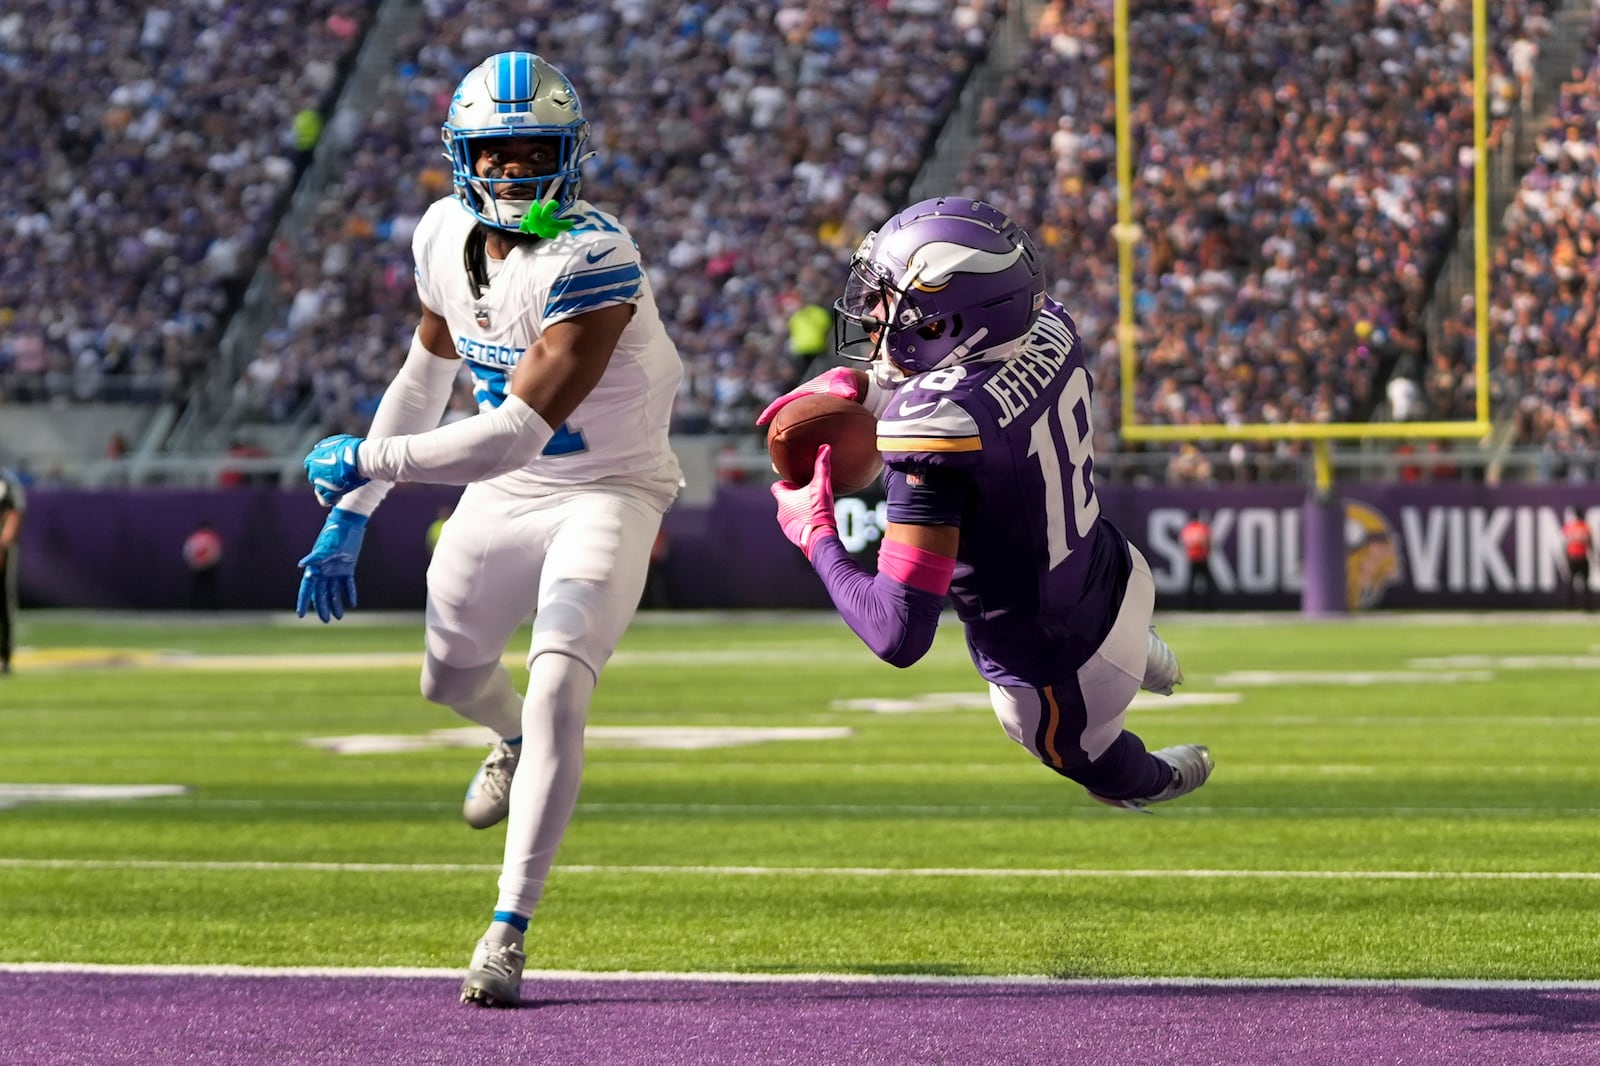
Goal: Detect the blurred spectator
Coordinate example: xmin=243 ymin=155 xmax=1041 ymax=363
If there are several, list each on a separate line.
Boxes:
xmin=786 ymin=300 xmax=832 ymax=362
xmin=1167 ymin=442 xmax=1214 ymax=486
xmin=1563 ymin=507 xmax=1595 ymax=611
xmin=1387 ymin=361 xmax=1422 ymax=421
xmin=182 ymin=520 xmax=224 ymax=611
xmin=1425 ymin=440 xmax=1461 ymax=480
xmin=291 ymin=108 xmax=325 ymax=162
xmin=1395 ymin=440 xmax=1423 ymax=482
xmin=1181 ymin=511 xmax=1215 ymax=612
xmin=218 ymin=440 xmax=270 ymax=488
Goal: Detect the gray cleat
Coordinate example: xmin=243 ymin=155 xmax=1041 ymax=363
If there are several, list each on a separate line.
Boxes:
xmin=1141 ymin=627 xmax=1184 ymax=696
xmin=1090 ymin=744 xmax=1214 ymax=812
xmin=462 ymin=740 xmax=520 ymax=830
xmin=460 ymin=937 xmax=525 ymax=1008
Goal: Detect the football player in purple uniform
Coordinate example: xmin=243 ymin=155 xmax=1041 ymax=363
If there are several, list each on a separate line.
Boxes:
xmin=758 ymin=197 xmax=1211 ymax=810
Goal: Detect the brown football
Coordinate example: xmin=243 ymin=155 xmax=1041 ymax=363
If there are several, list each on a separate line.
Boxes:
xmin=766 ymin=393 xmax=884 ymax=494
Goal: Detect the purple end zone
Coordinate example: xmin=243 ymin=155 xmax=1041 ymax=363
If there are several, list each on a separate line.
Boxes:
xmin=1 ymin=973 xmax=1596 ymax=1065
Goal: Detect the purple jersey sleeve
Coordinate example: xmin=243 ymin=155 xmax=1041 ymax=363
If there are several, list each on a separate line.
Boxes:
xmin=873 ymin=300 xmax=1131 ymax=687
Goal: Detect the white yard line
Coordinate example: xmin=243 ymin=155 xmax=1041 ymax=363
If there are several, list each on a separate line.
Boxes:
xmin=0 ymin=961 xmax=1596 ymax=990
xmin=34 ymin=796 xmax=1599 ymax=817
xmin=1 ymin=857 xmax=1595 ymax=880
xmin=1213 ymin=670 xmax=1494 ymax=685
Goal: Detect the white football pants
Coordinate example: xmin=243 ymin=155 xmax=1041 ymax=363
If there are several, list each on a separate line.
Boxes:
xmin=424 ymin=480 xmax=665 ymax=919
xmin=988 ymin=543 xmax=1157 ymax=766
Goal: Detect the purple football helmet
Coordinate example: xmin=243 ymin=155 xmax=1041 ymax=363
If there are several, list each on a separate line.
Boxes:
xmin=835 ymin=197 xmax=1045 ymax=374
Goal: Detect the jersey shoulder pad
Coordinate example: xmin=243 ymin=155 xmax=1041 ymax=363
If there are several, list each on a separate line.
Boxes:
xmin=412 ymin=197 xmax=471 ymax=298
xmin=541 ymin=221 xmax=644 ymax=322
xmin=876 ymin=394 xmax=983 ymax=462
xmin=413 ymin=196 xmax=470 ymax=254
xmin=554 ymin=227 xmax=640 ymax=270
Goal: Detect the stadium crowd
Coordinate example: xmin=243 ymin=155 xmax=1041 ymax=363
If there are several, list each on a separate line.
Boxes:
xmin=0 ymin=0 xmax=376 ymax=406
xmin=236 ymin=0 xmax=1000 ymax=437
xmin=1432 ymin=11 xmax=1600 ymax=477
xmin=4 ymin=0 xmax=1597 ymax=482
xmin=952 ymin=0 xmax=1554 ymax=474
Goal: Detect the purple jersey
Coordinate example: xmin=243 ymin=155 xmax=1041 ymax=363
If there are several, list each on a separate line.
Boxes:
xmin=877 ymin=298 xmax=1131 ymax=687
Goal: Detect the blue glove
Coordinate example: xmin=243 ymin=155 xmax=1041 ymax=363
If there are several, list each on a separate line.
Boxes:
xmin=305 ymin=434 xmax=370 ymax=508
xmin=296 ymin=509 xmax=368 ymax=622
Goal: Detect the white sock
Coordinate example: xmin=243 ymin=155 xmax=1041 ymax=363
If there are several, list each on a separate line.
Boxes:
xmin=493 ymin=652 xmax=596 ymax=917
xmin=484 ymin=920 xmax=525 ymax=951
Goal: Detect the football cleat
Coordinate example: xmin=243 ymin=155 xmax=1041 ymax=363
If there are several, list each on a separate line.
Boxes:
xmin=1089 ymin=744 xmax=1213 ymax=812
xmin=460 ymin=936 xmax=526 ymax=1008
xmin=1140 ymin=627 xmax=1184 ymax=696
xmin=462 ymin=740 xmax=520 ymax=829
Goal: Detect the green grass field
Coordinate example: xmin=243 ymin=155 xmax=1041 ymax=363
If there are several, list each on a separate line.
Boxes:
xmin=1 ymin=610 xmax=1595 ymax=980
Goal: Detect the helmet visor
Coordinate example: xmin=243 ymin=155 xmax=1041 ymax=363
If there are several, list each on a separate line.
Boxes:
xmin=840 ymin=251 xmax=906 ymax=329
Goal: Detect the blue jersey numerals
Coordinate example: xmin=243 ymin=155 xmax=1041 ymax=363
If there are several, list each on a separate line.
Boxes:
xmin=469 ymin=366 xmax=588 ymax=458
xmin=542 ymin=423 xmax=588 ymax=456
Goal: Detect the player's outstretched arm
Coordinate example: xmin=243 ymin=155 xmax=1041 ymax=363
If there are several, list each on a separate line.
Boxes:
xmin=307 ymin=307 xmax=463 ymax=509
xmin=343 ymin=303 xmax=632 ymax=488
xmin=771 ymin=447 xmax=955 ymax=667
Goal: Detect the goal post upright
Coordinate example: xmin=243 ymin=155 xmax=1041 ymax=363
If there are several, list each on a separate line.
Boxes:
xmin=1113 ymin=0 xmax=1139 ymax=438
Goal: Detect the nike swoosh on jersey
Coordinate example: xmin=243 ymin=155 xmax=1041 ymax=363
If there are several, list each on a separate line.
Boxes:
xmin=879 ymin=399 xmax=982 ymax=454
xmin=585 ymin=247 xmax=615 ymax=264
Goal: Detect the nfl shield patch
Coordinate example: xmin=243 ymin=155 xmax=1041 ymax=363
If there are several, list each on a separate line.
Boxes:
xmin=474 ymin=306 xmax=491 ymax=329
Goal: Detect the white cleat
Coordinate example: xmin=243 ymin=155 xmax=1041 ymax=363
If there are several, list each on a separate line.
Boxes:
xmin=1089 ymin=744 xmax=1214 ymax=812
xmin=462 ymin=740 xmax=520 ymax=830
xmin=1141 ymin=627 xmax=1184 ymax=696
xmin=460 ymin=936 xmax=525 ymax=1008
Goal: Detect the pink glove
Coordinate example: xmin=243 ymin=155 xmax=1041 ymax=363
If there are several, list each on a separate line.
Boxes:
xmin=771 ymin=444 xmax=837 ymax=560
xmin=755 ymin=368 xmax=864 ymax=426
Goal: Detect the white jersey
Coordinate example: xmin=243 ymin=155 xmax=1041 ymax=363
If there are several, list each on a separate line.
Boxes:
xmin=412 ymin=196 xmax=682 ymax=506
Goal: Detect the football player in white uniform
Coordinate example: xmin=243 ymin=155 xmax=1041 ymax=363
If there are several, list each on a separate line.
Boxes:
xmin=294 ymin=51 xmax=682 ymax=1008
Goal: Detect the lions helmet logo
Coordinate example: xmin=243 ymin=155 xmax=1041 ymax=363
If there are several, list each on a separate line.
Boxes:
xmin=1344 ymin=500 xmax=1403 ymax=610
xmin=474 ymin=307 xmax=491 ymax=329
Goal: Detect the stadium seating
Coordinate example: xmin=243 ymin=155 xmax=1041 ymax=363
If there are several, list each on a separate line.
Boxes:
xmin=233 ymin=0 xmax=1002 ymax=438
xmin=952 ymin=0 xmax=1554 ymax=473
xmin=0 ymin=0 xmax=377 ymax=458
xmin=1435 ymin=11 xmax=1600 ymax=474
xmin=7 ymin=0 xmax=1595 ymax=482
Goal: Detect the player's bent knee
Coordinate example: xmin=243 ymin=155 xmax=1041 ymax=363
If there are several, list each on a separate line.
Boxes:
xmin=420 ymin=654 xmax=503 ymax=706
xmin=528 ymin=578 xmax=622 ymax=678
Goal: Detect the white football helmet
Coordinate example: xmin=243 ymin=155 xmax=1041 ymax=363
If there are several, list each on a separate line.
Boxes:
xmin=443 ymin=52 xmax=591 ymax=230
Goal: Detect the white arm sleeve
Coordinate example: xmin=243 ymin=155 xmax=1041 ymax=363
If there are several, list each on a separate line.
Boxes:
xmin=337 ymin=330 xmax=462 ymax=515
xmin=357 ymin=395 xmax=555 ymax=486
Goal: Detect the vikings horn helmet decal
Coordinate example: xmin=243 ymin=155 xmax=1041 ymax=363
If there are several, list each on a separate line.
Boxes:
xmin=834 ymin=198 xmax=1045 ymax=374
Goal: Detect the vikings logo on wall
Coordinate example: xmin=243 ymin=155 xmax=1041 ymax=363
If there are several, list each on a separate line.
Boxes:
xmin=1344 ymin=500 xmax=1403 ymax=609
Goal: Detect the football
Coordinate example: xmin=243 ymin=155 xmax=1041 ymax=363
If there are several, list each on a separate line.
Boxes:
xmin=766 ymin=393 xmax=884 ymax=494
